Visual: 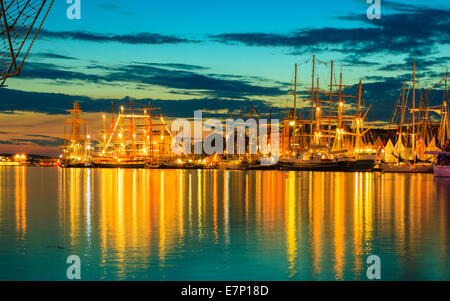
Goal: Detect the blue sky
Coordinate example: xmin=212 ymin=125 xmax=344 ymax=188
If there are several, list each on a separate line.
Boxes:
xmin=0 ymin=0 xmax=449 ymax=155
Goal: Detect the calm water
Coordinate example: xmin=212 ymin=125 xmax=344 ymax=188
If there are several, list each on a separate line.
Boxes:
xmin=0 ymin=166 xmax=449 ymax=280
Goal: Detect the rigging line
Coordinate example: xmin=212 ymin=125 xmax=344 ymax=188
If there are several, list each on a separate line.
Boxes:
xmin=18 ymin=0 xmax=54 ymax=71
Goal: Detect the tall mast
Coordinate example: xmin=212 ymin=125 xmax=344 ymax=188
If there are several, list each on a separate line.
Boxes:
xmin=293 ymin=63 xmax=297 ymax=120
xmin=355 ymin=80 xmax=362 ymax=150
xmin=315 ymin=76 xmax=320 ymax=138
xmin=445 ymin=68 xmax=448 ymax=103
xmin=399 ymin=81 xmax=406 ymax=141
xmin=102 ymin=113 xmax=106 ymax=145
xmin=338 ymin=64 xmax=343 ymax=130
xmin=293 ymin=63 xmax=298 ymax=153
xmin=328 ymin=60 xmax=333 ymax=149
xmin=412 ymin=59 xmax=416 ymax=155
xmin=441 ymin=69 xmax=448 ymax=144
xmin=129 ymin=96 xmax=135 ymax=156
xmin=111 ymin=101 xmax=115 ymax=124
xmin=310 ymin=55 xmax=315 ymax=145
xmin=357 ymin=80 xmax=362 ymax=117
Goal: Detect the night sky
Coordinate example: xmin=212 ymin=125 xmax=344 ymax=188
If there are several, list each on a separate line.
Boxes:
xmin=0 ymin=0 xmax=449 ymax=156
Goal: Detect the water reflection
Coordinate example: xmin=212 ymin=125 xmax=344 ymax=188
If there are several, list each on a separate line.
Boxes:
xmin=0 ymin=167 xmax=449 ymax=280
xmin=15 ymin=167 xmax=27 ymax=237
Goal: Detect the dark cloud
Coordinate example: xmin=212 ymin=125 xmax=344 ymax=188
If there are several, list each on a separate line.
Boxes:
xmin=341 ymin=76 xmax=448 ymax=122
xmin=32 ymin=52 xmax=78 ymax=60
xmin=10 ymin=136 xmax=65 ymax=147
xmin=19 ymin=62 xmax=106 ymax=84
xmin=211 ymin=7 xmax=450 ymax=60
xmin=378 ymin=56 xmax=450 ymax=72
xmin=0 ymin=88 xmax=283 ymax=119
xmin=37 ymin=29 xmax=197 ymax=45
xmin=104 ymin=63 xmax=285 ymax=98
xmin=0 ymin=133 xmax=64 ymax=147
xmin=19 ymin=61 xmax=286 ymax=99
xmin=0 ymin=88 xmax=92 ymax=114
xmin=341 ymin=55 xmax=381 ymax=67
xmin=136 ymin=62 xmax=209 ymax=71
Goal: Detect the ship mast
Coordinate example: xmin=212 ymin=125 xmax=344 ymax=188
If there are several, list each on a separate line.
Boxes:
xmin=440 ymin=69 xmax=449 ymax=145
xmin=129 ymin=96 xmax=135 ymax=156
xmin=412 ymin=59 xmax=416 ymax=157
xmin=355 ymin=80 xmax=362 ymax=151
xmin=63 ymin=101 xmax=86 ymax=163
xmin=314 ymin=76 xmax=320 ymax=145
xmin=310 ymin=55 xmax=315 ymax=146
xmin=328 ymin=60 xmax=333 ymax=149
xmin=399 ymin=81 xmax=406 ymax=143
xmin=293 ymin=63 xmax=297 ymax=121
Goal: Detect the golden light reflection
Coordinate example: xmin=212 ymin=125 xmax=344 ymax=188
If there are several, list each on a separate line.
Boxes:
xmin=334 ymin=173 xmax=344 ymax=280
xmin=48 ymin=168 xmax=450 ymax=280
xmin=15 ymin=167 xmax=27 ymax=236
xmin=285 ymin=171 xmax=297 ymax=278
xmin=311 ymin=172 xmax=324 ymax=275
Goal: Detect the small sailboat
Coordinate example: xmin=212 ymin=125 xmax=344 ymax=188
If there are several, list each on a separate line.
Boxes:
xmin=279 ymin=152 xmax=349 ymax=171
xmin=433 ymin=165 xmax=450 ymax=178
xmin=90 ymin=156 xmax=147 ymax=168
xmin=61 ymin=102 xmax=91 ymax=168
xmin=380 ymin=162 xmax=433 ymax=173
xmin=380 ymin=60 xmax=441 ymax=173
xmin=426 ymin=151 xmax=450 ymax=178
xmin=218 ymin=158 xmax=248 ymax=170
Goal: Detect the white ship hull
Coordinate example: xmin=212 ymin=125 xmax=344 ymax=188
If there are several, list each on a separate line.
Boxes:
xmin=433 ymin=165 xmax=450 ymax=178
xmin=380 ymin=163 xmax=433 ymax=173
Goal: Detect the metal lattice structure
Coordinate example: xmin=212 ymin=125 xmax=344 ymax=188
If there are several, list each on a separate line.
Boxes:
xmin=0 ymin=0 xmax=54 ymax=86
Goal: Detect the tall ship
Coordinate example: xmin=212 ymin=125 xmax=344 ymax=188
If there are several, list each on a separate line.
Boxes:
xmin=381 ymin=63 xmax=449 ymax=173
xmin=90 ymin=98 xmax=174 ymax=168
xmin=279 ymin=55 xmax=377 ymax=172
xmin=61 ymin=102 xmax=91 ymax=167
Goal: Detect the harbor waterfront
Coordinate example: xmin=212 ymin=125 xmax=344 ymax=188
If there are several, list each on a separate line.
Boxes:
xmin=0 ymin=166 xmax=449 ymax=280
xmin=1 ymin=0 xmax=450 ymax=290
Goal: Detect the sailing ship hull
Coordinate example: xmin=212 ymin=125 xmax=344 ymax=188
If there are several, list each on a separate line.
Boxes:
xmin=246 ymin=160 xmax=280 ymax=170
xmin=218 ymin=161 xmax=249 ymax=170
xmin=279 ymin=159 xmax=350 ymax=171
xmin=157 ymin=162 xmax=204 ymax=169
xmin=433 ymin=165 xmax=450 ymax=178
xmin=61 ymin=164 xmax=89 ymax=168
xmin=90 ymin=158 xmax=147 ymax=168
xmin=247 ymin=163 xmax=280 ymax=170
xmin=145 ymin=162 xmax=161 ymax=169
xmin=346 ymin=159 xmax=377 ymax=172
xmin=61 ymin=161 xmax=90 ymax=168
xmin=91 ymin=162 xmax=146 ymax=168
xmin=380 ymin=163 xmax=433 ymax=173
